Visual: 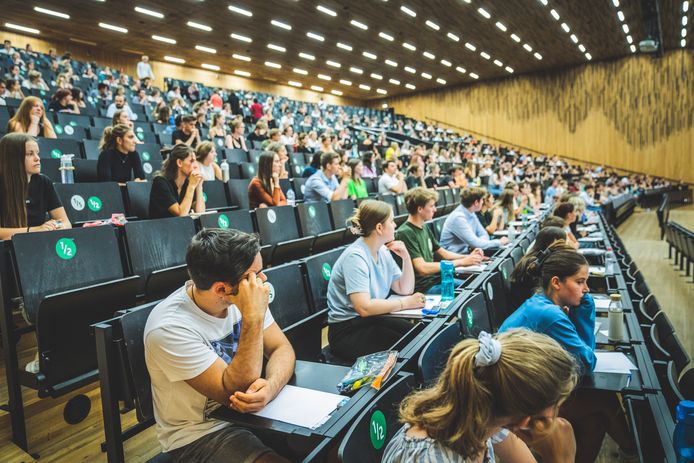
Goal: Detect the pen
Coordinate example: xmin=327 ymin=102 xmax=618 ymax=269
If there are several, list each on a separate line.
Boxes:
xmin=625 ymin=373 xmax=632 ymax=389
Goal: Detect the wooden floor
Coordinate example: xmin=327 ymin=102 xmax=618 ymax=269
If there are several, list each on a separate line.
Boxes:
xmin=0 ymin=206 xmax=692 ymax=463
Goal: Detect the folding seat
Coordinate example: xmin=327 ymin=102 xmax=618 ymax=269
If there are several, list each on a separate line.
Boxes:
xmin=53 ymin=121 xmax=87 ymax=140
xmin=151 ymin=122 xmax=169 ymax=134
xmin=226 ymin=179 xmax=251 ymax=210
xmin=223 ymin=148 xmax=249 ymax=164
xmin=377 ymin=193 xmax=398 ymax=214
xmin=55 ymin=112 xmax=91 ymax=129
xmin=211 ymin=136 xmax=225 ymax=149
xmin=329 ymin=199 xmax=356 ymax=230
xmin=37 ymin=137 xmax=83 ymax=160
xmin=54 ymin=182 xmax=125 ymax=224
xmin=201 ymin=180 xmax=232 ymax=210
xmin=291 ymin=177 xmax=308 ymax=201
xmin=73 ymin=159 xmax=98 ymax=183
xmin=157 ymin=133 xmax=173 ymax=145
xmin=92 ymin=117 xmax=112 ymax=129
xmin=198 ymin=209 xmax=254 ymax=234
xmin=457 ymin=291 xmax=493 ymax=338
xmin=40 ymin=158 xmax=62 ymax=183
xmin=301 ymin=247 xmax=345 ymax=313
xmin=254 ymin=205 xmax=314 ymax=265
xmin=124 ymin=181 xmax=152 ymax=219
xmin=480 ymin=270 xmax=513 ymax=329
xmin=248 ymin=149 xmax=262 ymax=164
xmin=296 ymin=202 xmax=343 ymax=254
xmin=82 ymin=139 xmax=101 ymax=160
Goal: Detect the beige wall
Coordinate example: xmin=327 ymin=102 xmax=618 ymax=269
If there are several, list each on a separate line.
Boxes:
xmin=1 ymin=31 xmax=360 ymax=106
xmin=378 ymin=51 xmax=694 ymax=184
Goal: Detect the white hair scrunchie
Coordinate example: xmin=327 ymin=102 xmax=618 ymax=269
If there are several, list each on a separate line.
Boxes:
xmin=474 ymin=331 xmax=502 ymax=367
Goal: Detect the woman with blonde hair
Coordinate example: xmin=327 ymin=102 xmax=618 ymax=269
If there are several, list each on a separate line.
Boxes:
xmin=7 ymin=97 xmax=56 ymax=138
xmin=383 ymin=329 xmax=578 ymax=463
xmin=327 ymin=200 xmax=424 ymax=362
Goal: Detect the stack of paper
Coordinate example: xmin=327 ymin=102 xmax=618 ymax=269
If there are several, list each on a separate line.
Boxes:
xmin=456 ymin=264 xmax=486 ymax=274
xmin=252 ymin=384 xmax=346 ymax=429
xmin=387 ymin=295 xmax=442 ymax=318
xmin=589 ymin=266 xmax=606 ymax=276
xmin=594 ymin=352 xmax=637 ymax=374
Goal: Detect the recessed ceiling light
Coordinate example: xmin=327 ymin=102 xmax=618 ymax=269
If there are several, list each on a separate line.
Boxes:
xmin=271 ymin=19 xmax=292 ymax=30
xmin=477 ymin=8 xmax=491 ymax=19
xmin=455 ymin=66 xmax=466 ymax=73
xmin=447 ymin=32 xmax=460 ymax=42
xmin=682 ymin=28 xmax=688 ymax=38
xmin=152 ymin=35 xmax=176 ymax=44
xmin=511 ymin=34 xmax=521 ymax=42
xmin=626 ymin=35 xmax=633 ymax=44
xmin=539 ymin=0 xmax=549 ymax=5
xmin=405 ymin=83 xmax=416 ymax=90
xmin=550 ymin=9 xmax=560 ymax=20
xmin=480 ymin=51 xmax=491 ymax=59
xmin=293 ymin=68 xmax=308 ymax=75
xmin=230 ymin=33 xmax=252 ymax=42
xmin=495 ymin=22 xmax=507 ymax=31
xmin=493 ymin=59 xmax=503 ymax=67
xmin=164 ymin=56 xmax=185 ymax=63
xmin=389 ymin=78 xmax=400 ymax=85
xmin=5 ymin=22 xmax=40 ymax=34
xmin=288 ymin=81 xmax=302 ymax=87
xmin=436 ymin=78 xmax=446 ymax=84
xmin=134 ymin=6 xmax=163 ymax=18
xmin=228 ymin=5 xmax=252 ymax=17
xmin=561 ymin=23 xmax=570 ymax=33
xmin=578 ymin=44 xmax=586 ymax=52
xmin=359 ymin=84 xmax=371 ymax=90
xmin=318 ymin=74 xmax=331 ymax=80
xmin=339 ymin=79 xmax=352 ymax=85
xmin=299 ymin=52 xmax=315 ymax=60
xmin=363 ymin=51 xmax=377 ymax=59
xmin=202 ymin=63 xmax=220 ymax=71
xmin=400 ymin=5 xmax=416 ymax=17
xmin=310 ymin=85 xmax=324 ymax=92
xmin=379 ymin=32 xmax=394 ymax=41
xmin=440 ymin=59 xmax=452 ymax=67
xmin=195 ymin=45 xmax=217 ymax=54
xmin=337 ymin=42 xmax=353 ymax=51
xmin=505 ymin=66 xmax=514 ymax=73
xmin=234 ymin=70 xmax=251 ymax=77
xmin=622 ymin=24 xmax=629 ymax=34
xmin=350 ymin=19 xmax=368 ymax=30
xmin=630 ymin=44 xmax=637 ymax=52
xmin=684 ymin=1 xmax=690 ymax=13
xmin=523 ymin=43 xmax=533 ymax=52
xmin=617 ymin=11 xmax=625 ymax=21
xmin=421 ymin=72 xmax=432 ymax=79
xmin=682 ymin=38 xmax=687 ymax=47
xmin=585 ymin=52 xmax=592 ymax=60
xmin=370 ymin=73 xmax=383 ymax=80
xmin=350 ymin=66 xmax=363 ymax=74
xmin=385 ymin=59 xmax=398 ymax=67
xmin=267 ymin=43 xmax=286 ymax=52
xmin=404 ymin=66 xmax=416 ymax=73
xmin=264 ymin=61 xmax=282 ymax=69
xmin=33 ymin=6 xmax=70 ymax=19
xmin=382 ymin=103 xmax=388 ymax=108
xmin=570 ymin=34 xmax=578 ymax=43
xmin=612 ymin=0 xmax=620 ymax=6
xmin=425 ymin=20 xmax=440 ymax=30
xmin=683 ymin=16 xmax=688 ymax=26
xmin=307 ymin=32 xmax=325 ymax=41
xmin=469 ymin=72 xmax=479 ymax=79
xmin=403 ymin=42 xmax=417 ymax=51
xmin=376 ymin=88 xmax=387 ymax=95
xmin=331 ymin=89 xmax=343 ymax=96
xmin=423 ymin=51 xmax=435 ymax=59
xmin=233 ymin=54 xmax=251 ymax=61
xmin=326 ymin=60 xmax=341 ymax=68
xmin=316 ymin=5 xmax=337 ymax=16
xmin=465 ymin=42 xmax=476 ymax=51
xmin=99 ymin=22 xmax=128 ymax=33
xmin=534 ymin=52 xmax=543 ymax=60
xmin=187 ymin=21 xmax=212 ymax=31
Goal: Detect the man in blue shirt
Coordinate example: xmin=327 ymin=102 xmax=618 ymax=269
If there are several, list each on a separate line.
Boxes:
xmin=303 ymin=152 xmax=350 ymax=203
xmin=440 ymin=187 xmax=509 ymax=254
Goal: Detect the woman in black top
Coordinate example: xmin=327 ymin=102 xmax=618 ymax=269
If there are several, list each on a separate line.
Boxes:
xmin=97 ymin=124 xmax=146 ymax=183
xmin=148 ymin=144 xmax=205 ymax=219
xmin=0 ymin=133 xmax=71 ymax=240
xmin=47 ymin=88 xmax=80 ymax=114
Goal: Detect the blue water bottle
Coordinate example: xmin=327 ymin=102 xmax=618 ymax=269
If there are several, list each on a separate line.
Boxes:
xmin=440 ymin=260 xmax=455 ymax=301
xmin=674 ymin=400 xmax=694 ymax=462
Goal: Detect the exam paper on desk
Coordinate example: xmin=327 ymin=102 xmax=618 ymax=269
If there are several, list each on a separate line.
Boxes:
xmin=593 ymin=352 xmax=638 ymax=374
xmin=252 ymin=384 xmax=346 ymax=429
xmin=386 ymin=295 xmax=443 ymax=318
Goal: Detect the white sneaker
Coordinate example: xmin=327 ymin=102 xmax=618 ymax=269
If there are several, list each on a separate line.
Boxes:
xmin=25 ymin=353 xmax=40 ymax=374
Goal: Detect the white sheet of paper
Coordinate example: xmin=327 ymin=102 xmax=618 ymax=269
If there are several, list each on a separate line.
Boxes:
xmin=600 ymin=330 xmax=609 ymax=337
xmin=494 ymin=230 xmax=509 ymax=236
xmin=594 ymin=352 xmax=638 ymax=374
xmin=579 ymin=237 xmax=603 ymax=242
xmin=579 ymin=248 xmax=606 ymax=256
xmin=595 ymin=298 xmax=612 ymax=309
xmin=456 ymin=264 xmax=486 ymax=273
xmin=252 ymin=384 xmax=346 ymax=429
xmin=590 ymin=266 xmax=606 ymax=276
xmin=386 ymin=295 xmax=442 ymax=318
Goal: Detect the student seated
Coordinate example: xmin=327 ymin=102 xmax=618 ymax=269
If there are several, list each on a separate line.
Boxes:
xmin=383 ymin=329 xmax=578 ymax=463
xmin=0 ymin=133 xmax=72 ymax=240
xmin=173 ymin=115 xmax=201 ymax=148
xmin=195 ymin=141 xmax=222 ymax=181
xmin=500 ymin=243 xmax=638 ymax=463
xmin=303 ymin=152 xmax=350 ymax=203
xmin=440 ymin=187 xmax=509 ymax=255
xmin=327 ymin=200 xmax=425 ymax=362
xmin=247 ymin=151 xmax=287 ymax=209
xmin=149 ymin=144 xmax=205 ymax=219
xmin=97 ymin=124 xmax=146 ymax=183
xmin=144 ymin=229 xmax=294 ymax=462
xmin=6 ymin=96 xmax=57 ymax=138
xmin=395 ymin=188 xmax=484 ymax=294
xmin=378 ymin=159 xmax=407 ymax=194
xmin=476 ymin=191 xmax=505 ymax=235
xmin=346 ymin=158 xmax=369 ymax=199
xmin=553 ymin=202 xmax=580 ymax=249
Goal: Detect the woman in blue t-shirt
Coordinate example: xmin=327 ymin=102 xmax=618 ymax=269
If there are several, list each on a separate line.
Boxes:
xmin=327 ymin=199 xmax=425 ymax=362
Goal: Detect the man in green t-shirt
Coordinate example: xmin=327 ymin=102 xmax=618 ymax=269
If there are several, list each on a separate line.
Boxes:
xmin=395 ymin=187 xmax=485 ymax=294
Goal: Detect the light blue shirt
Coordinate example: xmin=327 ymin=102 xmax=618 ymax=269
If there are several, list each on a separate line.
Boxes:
xmin=303 ymin=170 xmax=338 ymax=203
xmin=327 ymin=238 xmax=402 ymax=323
xmin=440 ymin=205 xmax=501 ymax=254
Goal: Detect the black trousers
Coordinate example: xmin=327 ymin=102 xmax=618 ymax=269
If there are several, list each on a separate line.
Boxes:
xmin=328 ymin=316 xmax=413 ymax=362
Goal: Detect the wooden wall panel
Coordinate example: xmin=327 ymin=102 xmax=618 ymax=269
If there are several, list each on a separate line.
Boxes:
xmin=380 ymin=51 xmax=694 ymax=184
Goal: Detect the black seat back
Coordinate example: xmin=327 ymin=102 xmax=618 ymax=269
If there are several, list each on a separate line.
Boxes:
xmin=54 ymin=182 xmax=126 ymax=223
xmin=498 ymin=258 xmax=514 ymax=294
xmin=202 ymin=180 xmax=230 ymax=209
xmin=199 ymin=210 xmax=254 ymax=234
xmin=296 ymin=201 xmax=332 ymax=236
xmin=481 ymin=271 xmax=512 ymax=329
xmin=255 ymin=205 xmax=301 ymax=245
xmin=417 ymin=322 xmax=462 ymax=384
xmin=125 ymin=181 xmax=152 ymax=219
xmin=224 ymin=148 xmax=249 ymax=164
xmin=302 ymin=247 xmax=345 ymax=312
xmin=37 ymin=137 xmax=82 ymax=160
xmin=263 ymin=262 xmax=312 ymax=328
xmin=329 ymin=199 xmax=356 ymax=229
xmin=226 ymin=179 xmax=251 ymax=210
xmin=457 ymin=291 xmax=493 ymax=337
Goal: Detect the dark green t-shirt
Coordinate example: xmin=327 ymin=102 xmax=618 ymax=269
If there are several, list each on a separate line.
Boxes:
xmin=395 ymin=220 xmax=441 ymax=293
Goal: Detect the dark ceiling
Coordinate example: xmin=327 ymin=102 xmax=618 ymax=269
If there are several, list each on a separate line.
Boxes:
xmin=2 ymin=0 xmax=690 ymax=99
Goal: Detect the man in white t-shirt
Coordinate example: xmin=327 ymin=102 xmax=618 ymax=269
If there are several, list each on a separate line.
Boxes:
xmin=378 ymin=159 xmax=407 ymax=194
xmin=137 ymin=55 xmax=155 ymax=82
xmin=144 ymin=229 xmax=295 ymax=462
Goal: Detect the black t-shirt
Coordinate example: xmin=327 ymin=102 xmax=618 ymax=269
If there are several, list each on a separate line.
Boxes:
xmin=405 ymin=175 xmax=421 ymax=190
xmin=247 ymin=131 xmax=267 ymax=143
xmin=97 ymin=148 xmax=145 ymax=183
xmin=48 ymin=100 xmax=70 ymax=113
xmin=424 ymin=176 xmax=437 ymax=189
xmin=148 ymin=175 xmax=194 ymax=219
xmin=476 ymin=210 xmax=493 ymax=228
xmin=0 ymin=174 xmax=63 ymax=227
xmin=172 ymin=129 xmax=197 ymax=148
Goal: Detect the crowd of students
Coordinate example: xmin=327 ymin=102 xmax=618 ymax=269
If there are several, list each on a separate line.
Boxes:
xmin=0 ymin=40 xmax=665 ymax=462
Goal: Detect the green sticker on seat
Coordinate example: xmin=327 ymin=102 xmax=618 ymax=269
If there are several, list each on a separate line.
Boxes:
xmin=69 ymin=121 xmax=77 ymax=126
xmin=369 ymin=410 xmax=386 ymax=450
xmin=217 ymin=214 xmax=229 ymax=228
xmin=88 ymin=196 xmax=102 ymax=211
xmin=321 ymin=263 xmax=332 ymax=280
xmin=142 ymin=151 xmax=150 ymax=161
xmin=249 ymin=166 xmax=255 ymax=174
xmin=55 ymin=238 xmax=76 ymax=260
xmin=308 ymin=205 xmax=316 ymax=218
xmin=51 ymin=149 xmax=62 ymax=159
xmin=55 ymin=125 xmax=63 ymax=135
xmin=137 ymin=132 xmax=144 ymax=140
xmin=466 ymin=306 xmax=474 ymax=329
xmin=202 ymin=192 xmax=208 ymax=202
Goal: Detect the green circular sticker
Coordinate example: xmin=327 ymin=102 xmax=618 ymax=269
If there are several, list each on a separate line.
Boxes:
xmin=40 ymin=90 xmax=46 ymax=96
xmin=369 ymin=410 xmax=386 ymax=450
xmin=69 ymin=121 xmax=77 ymax=127
xmin=249 ymin=166 xmax=255 ymax=174
xmin=308 ymin=206 xmax=316 ymax=218
xmin=202 ymin=192 xmax=208 ymax=203
xmin=87 ymin=196 xmax=102 ymax=212
xmin=217 ymin=213 xmax=230 ymax=228
xmin=141 ymin=151 xmax=151 ymax=161
xmin=466 ymin=306 xmax=474 ymax=329
xmin=55 ymin=238 xmax=76 ymax=260
xmin=51 ymin=149 xmax=62 ymax=159
xmin=321 ymin=263 xmax=332 ymax=280
xmin=137 ymin=132 xmax=144 ymax=140
xmin=55 ymin=124 xmax=63 ymax=135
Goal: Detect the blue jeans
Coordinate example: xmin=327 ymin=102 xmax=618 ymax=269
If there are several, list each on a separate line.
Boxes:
xmin=426 ymin=278 xmax=466 ymax=295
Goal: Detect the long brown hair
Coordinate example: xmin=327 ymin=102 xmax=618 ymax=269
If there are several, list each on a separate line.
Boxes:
xmin=399 ymin=329 xmax=578 ymax=459
xmin=156 ymin=144 xmax=194 ymax=182
xmin=7 ymin=97 xmax=51 ymax=133
xmin=256 ymin=151 xmax=276 ymax=194
xmin=99 ymin=124 xmax=132 ymax=151
xmin=0 ymin=133 xmax=35 ymax=227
